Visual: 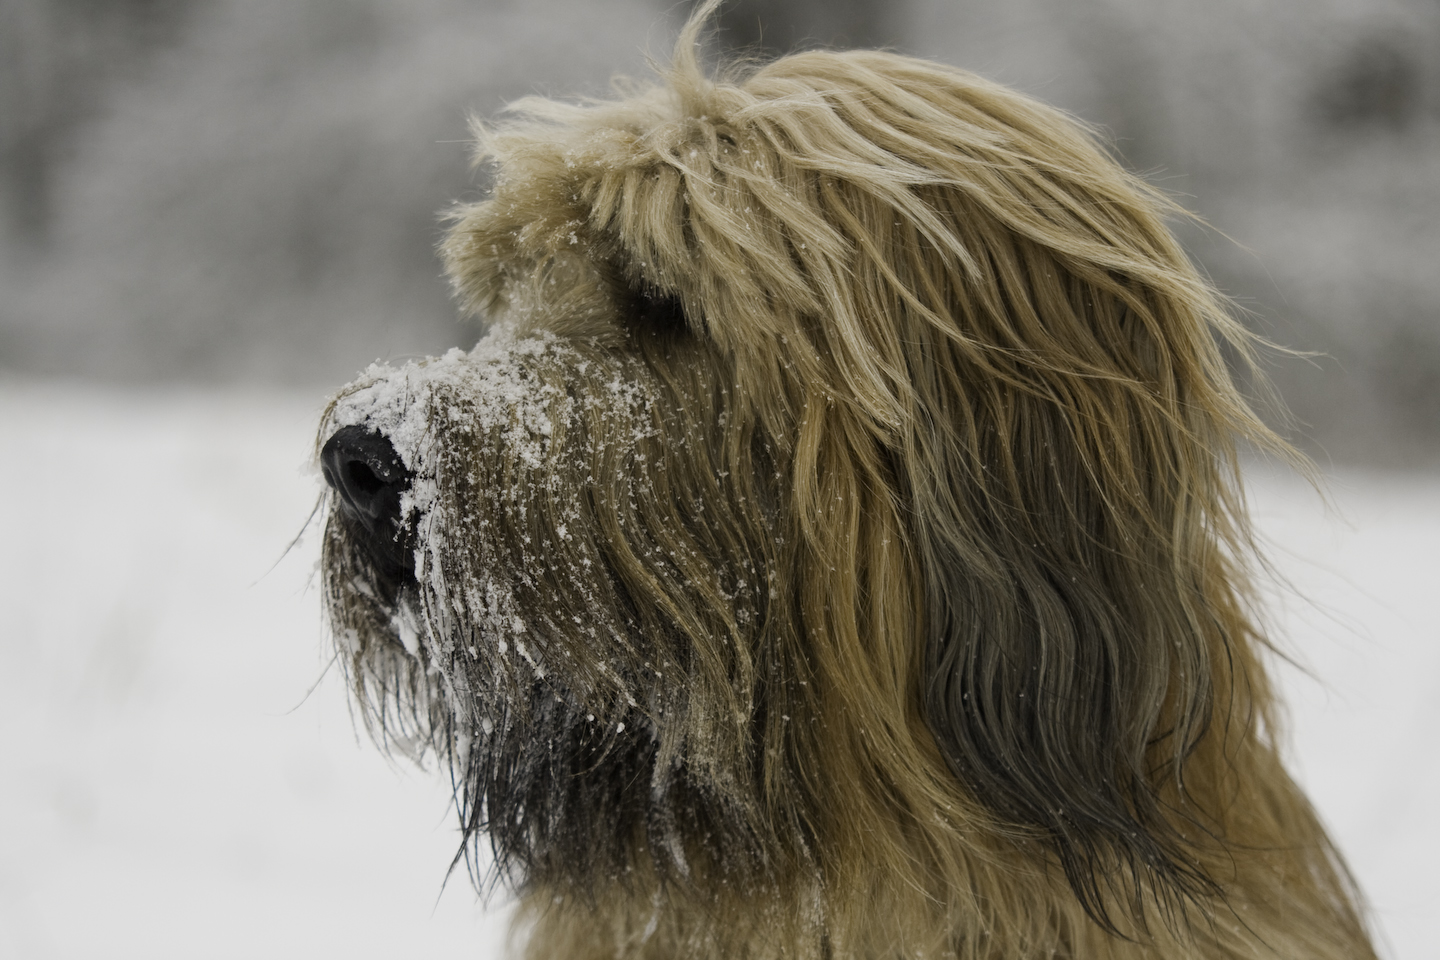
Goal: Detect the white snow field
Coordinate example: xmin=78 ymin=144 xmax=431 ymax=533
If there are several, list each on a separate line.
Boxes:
xmin=0 ymin=381 xmax=1433 ymax=959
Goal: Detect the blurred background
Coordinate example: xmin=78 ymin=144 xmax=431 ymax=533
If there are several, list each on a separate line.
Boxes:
xmin=1 ymin=1 xmax=1435 ymax=957
xmin=4 ymin=0 xmax=1439 ymax=462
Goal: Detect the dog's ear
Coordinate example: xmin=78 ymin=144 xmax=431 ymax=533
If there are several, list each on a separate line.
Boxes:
xmin=659 ymin=53 xmax=1289 ymax=925
xmin=893 ymin=222 xmax=1271 ymax=927
xmin=911 ymin=368 xmax=1232 ymax=926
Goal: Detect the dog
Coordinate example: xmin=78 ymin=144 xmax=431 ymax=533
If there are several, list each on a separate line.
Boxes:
xmin=316 ymin=7 xmax=1376 ymax=958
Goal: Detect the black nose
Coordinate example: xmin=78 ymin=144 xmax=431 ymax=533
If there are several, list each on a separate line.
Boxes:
xmin=321 ymin=425 xmax=414 ymax=578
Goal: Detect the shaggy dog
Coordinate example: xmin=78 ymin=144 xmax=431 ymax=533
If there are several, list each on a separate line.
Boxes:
xmin=317 ymin=9 xmax=1375 ymax=958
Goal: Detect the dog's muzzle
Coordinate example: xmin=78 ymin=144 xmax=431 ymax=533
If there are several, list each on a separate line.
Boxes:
xmin=320 ymin=425 xmax=415 ymax=583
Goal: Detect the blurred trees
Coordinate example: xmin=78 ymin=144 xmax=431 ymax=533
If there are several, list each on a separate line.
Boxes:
xmin=0 ymin=0 xmax=200 ymax=248
xmin=687 ymin=0 xmax=904 ymax=55
xmin=0 ymin=0 xmax=666 ymax=385
xmin=0 ymin=0 xmax=1436 ymax=464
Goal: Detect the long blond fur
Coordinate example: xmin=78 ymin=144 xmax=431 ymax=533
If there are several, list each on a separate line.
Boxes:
xmin=318 ymin=6 xmax=1376 ymax=958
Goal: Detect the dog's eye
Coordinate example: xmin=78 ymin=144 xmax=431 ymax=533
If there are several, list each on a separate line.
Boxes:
xmin=630 ymin=289 xmax=689 ymax=333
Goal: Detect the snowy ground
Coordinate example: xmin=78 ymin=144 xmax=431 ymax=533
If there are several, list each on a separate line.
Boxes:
xmin=0 ymin=382 xmax=1432 ymax=959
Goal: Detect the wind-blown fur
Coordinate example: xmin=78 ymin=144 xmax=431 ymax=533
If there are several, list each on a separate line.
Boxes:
xmin=318 ymin=9 xmax=1376 ymax=958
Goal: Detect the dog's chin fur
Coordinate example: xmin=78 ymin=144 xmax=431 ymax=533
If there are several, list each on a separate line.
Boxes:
xmin=317 ymin=7 xmax=1376 ymax=958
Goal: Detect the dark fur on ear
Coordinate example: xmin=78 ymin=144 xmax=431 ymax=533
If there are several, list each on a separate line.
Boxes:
xmin=912 ymin=272 xmax=1238 ymax=924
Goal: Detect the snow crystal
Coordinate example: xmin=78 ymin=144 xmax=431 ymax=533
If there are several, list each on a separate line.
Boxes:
xmin=390 ymin=599 xmax=422 ymax=658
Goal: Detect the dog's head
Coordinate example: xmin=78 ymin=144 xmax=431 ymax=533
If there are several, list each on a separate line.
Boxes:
xmin=317 ymin=15 xmax=1297 ymax=941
